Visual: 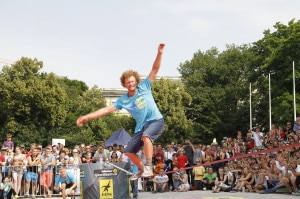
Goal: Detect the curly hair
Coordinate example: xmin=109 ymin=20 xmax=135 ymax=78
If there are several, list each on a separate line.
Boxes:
xmin=120 ymin=70 xmax=141 ymax=87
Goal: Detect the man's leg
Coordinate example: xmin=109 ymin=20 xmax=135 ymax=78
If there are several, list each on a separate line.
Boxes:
xmin=61 ymin=183 xmax=67 ymax=199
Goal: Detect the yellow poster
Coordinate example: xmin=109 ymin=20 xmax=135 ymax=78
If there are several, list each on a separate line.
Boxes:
xmin=100 ymin=179 xmax=114 ymax=199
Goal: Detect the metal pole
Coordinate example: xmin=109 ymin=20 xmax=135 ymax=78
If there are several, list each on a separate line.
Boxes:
xmin=250 ymin=83 xmax=252 ymax=130
xmin=269 ymin=73 xmax=272 ymax=131
xmin=293 ymin=61 xmax=296 ymax=121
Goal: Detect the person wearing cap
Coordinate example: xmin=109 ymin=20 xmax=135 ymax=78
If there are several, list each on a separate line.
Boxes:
xmin=76 ymin=44 xmax=166 ymax=180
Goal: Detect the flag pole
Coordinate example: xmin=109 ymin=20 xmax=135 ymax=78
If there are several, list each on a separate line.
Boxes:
xmin=250 ymin=83 xmax=252 ymax=130
xmin=269 ymin=73 xmax=272 ymax=130
xmin=293 ymin=61 xmax=296 ymax=121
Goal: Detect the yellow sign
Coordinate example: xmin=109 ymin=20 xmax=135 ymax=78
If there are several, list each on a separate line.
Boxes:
xmin=100 ymin=179 xmax=113 ymax=199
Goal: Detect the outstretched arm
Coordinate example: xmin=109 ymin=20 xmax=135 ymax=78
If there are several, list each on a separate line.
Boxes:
xmin=148 ymin=43 xmax=165 ymax=83
xmin=76 ymin=105 xmax=118 ymax=127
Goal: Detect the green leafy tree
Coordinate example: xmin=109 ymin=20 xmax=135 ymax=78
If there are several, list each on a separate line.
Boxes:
xmin=0 ymin=57 xmax=67 ymax=146
xmin=152 ymin=78 xmax=193 ymax=144
xmin=250 ymin=19 xmax=300 ymax=127
xmin=179 ymin=45 xmax=255 ymax=142
xmin=69 ymin=86 xmax=135 ymax=146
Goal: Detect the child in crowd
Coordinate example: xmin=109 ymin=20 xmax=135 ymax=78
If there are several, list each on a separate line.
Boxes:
xmin=0 ymin=177 xmax=18 ymax=199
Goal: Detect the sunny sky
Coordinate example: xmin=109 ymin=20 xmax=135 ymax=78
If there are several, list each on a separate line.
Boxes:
xmin=0 ymin=0 xmax=299 ymax=88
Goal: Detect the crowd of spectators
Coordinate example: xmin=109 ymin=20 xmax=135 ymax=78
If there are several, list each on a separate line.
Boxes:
xmin=1 ymin=119 xmax=300 ymax=198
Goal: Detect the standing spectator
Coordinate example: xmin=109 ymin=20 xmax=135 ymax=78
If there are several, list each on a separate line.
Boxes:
xmin=24 ymin=147 xmax=41 ymax=198
xmin=68 ymin=149 xmax=81 ymax=195
xmin=130 ymin=162 xmax=139 ymax=199
xmin=56 ymin=150 xmax=69 ymax=175
xmin=108 ymin=144 xmax=121 ymax=161
xmin=153 ymin=144 xmax=164 ymax=174
xmin=193 ymin=144 xmax=202 ymax=166
xmin=109 ymin=152 xmax=119 ymax=163
xmin=26 ymin=143 xmax=37 ymax=158
xmin=93 ymin=147 xmax=107 ymax=163
xmin=2 ymin=135 xmax=14 ymax=150
xmin=119 ymin=145 xmax=129 ymax=163
xmin=10 ymin=147 xmax=26 ymax=196
xmin=176 ymin=149 xmax=188 ymax=169
xmin=164 ymin=144 xmax=175 ymax=189
xmin=82 ymin=152 xmax=96 ymax=164
xmin=170 ymin=142 xmax=178 ymax=152
xmin=183 ymin=139 xmax=194 ymax=186
xmin=251 ymin=127 xmax=264 ymax=150
xmin=19 ymin=144 xmax=27 ymax=155
xmin=245 ymin=132 xmax=255 ymax=153
xmin=99 ymin=141 xmax=110 ymax=157
xmin=0 ymin=149 xmax=6 ymax=183
xmin=213 ymin=145 xmax=225 ymax=172
xmin=40 ymin=146 xmax=55 ymax=198
xmin=285 ymin=122 xmax=294 ymax=139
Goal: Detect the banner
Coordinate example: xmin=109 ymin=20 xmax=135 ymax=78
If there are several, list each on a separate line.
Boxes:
xmin=80 ymin=162 xmax=131 ymax=199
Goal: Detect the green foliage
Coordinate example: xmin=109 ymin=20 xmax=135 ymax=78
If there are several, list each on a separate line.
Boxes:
xmin=0 ymin=57 xmax=68 ymax=145
xmin=1 ymin=19 xmax=299 ymax=147
xmin=250 ymin=19 xmax=300 ymax=126
xmin=179 ymin=45 xmax=255 ymax=143
xmin=152 ymin=78 xmax=193 ymax=143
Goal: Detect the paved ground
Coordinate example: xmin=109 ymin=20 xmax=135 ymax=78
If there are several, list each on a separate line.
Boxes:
xmin=24 ymin=190 xmax=300 ymax=199
xmin=135 ymin=190 xmax=300 ymax=199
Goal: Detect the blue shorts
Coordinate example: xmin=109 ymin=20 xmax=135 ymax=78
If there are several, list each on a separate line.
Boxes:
xmin=25 ymin=172 xmax=39 ymax=183
xmin=125 ymin=118 xmax=164 ymax=153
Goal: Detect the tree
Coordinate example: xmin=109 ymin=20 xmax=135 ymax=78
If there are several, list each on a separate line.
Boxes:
xmin=178 ymin=45 xmax=255 ymax=142
xmin=69 ymin=86 xmax=135 ymax=146
xmin=250 ymin=19 xmax=300 ymax=127
xmin=0 ymin=57 xmax=67 ymax=146
xmin=152 ymin=78 xmax=193 ymax=143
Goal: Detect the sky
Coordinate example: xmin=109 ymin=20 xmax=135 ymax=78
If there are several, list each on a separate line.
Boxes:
xmin=0 ymin=0 xmax=299 ymax=88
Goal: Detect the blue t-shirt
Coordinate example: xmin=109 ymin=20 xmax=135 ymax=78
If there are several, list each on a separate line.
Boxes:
xmin=55 ymin=172 xmax=75 ymax=186
xmin=114 ymin=78 xmax=162 ymax=133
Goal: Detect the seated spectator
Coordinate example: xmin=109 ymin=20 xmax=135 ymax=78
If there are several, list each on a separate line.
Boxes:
xmin=192 ymin=159 xmax=205 ymax=190
xmin=212 ymin=167 xmax=231 ymax=193
xmin=252 ymin=165 xmax=268 ymax=192
xmin=152 ymin=168 xmax=169 ymax=193
xmin=257 ymin=157 xmax=291 ymax=194
xmin=172 ymin=166 xmax=181 ymax=191
xmin=177 ymin=168 xmax=190 ymax=192
xmin=0 ymin=176 xmax=18 ymax=199
xmin=203 ymin=166 xmax=217 ymax=190
xmin=224 ymin=165 xmax=234 ymax=188
xmin=232 ymin=167 xmax=254 ymax=192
